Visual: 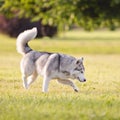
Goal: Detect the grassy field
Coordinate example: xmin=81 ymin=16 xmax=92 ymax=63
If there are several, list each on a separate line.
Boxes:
xmin=0 ymin=30 xmax=120 ymax=120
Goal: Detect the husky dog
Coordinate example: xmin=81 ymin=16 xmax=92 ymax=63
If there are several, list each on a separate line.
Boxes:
xmin=16 ymin=27 xmax=86 ymax=92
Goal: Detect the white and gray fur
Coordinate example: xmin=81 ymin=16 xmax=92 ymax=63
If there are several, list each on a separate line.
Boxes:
xmin=16 ymin=27 xmax=86 ymax=92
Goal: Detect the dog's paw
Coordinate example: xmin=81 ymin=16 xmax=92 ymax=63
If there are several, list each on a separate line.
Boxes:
xmin=74 ymin=88 xmax=79 ymax=92
xmin=23 ymin=83 xmax=29 ymax=89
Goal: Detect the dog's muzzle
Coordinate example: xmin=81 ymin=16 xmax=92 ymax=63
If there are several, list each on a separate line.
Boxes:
xmin=77 ymin=77 xmax=86 ymax=82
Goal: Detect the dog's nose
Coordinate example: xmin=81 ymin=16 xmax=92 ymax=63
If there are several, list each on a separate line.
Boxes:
xmin=84 ymin=79 xmax=86 ymax=82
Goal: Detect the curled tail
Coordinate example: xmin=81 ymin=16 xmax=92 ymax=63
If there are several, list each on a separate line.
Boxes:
xmin=16 ymin=27 xmax=37 ymax=55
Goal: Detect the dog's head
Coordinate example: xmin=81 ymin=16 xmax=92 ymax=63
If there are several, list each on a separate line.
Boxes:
xmin=72 ymin=57 xmax=86 ymax=82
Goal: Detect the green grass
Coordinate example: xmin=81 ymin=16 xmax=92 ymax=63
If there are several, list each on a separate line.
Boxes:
xmin=0 ymin=30 xmax=120 ymax=120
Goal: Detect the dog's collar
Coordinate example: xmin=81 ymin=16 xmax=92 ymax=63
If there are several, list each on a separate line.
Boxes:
xmin=57 ymin=54 xmax=71 ymax=76
xmin=58 ymin=53 xmax=61 ymax=72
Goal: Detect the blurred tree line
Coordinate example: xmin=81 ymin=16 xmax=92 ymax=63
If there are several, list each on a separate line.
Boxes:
xmin=0 ymin=0 xmax=120 ymax=37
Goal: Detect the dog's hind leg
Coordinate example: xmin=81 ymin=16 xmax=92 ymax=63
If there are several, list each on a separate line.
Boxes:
xmin=20 ymin=58 xmax=36 ymax=89
xmin=57 ymin=79 xmax=79 ymax=92
xmin=22 ymin=74 xmax=29 ymax=89
xmin=27 ymin=71 xmax=38 ymax=88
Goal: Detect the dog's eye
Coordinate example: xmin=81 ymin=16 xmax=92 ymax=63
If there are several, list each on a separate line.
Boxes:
xmin=81 ymin=71 xmax=83 ymax=74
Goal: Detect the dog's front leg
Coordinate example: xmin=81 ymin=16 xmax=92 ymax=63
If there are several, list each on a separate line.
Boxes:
xmin=42 ymin=77 xmax=50 ymax=93
xmin=57 ymin=79 xmax=79 ymax=92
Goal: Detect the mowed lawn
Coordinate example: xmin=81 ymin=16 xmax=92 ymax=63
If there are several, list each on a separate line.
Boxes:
xmin=0 ymin=30 xmax=120 ymax=120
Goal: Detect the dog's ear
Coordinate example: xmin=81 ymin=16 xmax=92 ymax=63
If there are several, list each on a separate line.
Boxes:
xmin=76 ymin=57 xmax=84 ymax=64
xmin=80 ymin=57 xmax=84 ymax=61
